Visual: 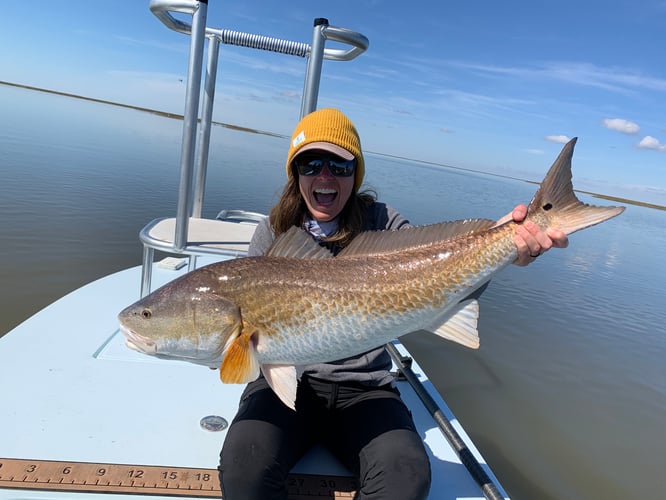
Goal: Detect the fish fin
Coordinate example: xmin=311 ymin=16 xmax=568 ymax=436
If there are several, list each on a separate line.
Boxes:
xmin=429 ymin=299 xmax=480 ymax=349
xmin=339 ymin=219 xmax=496 ymax=257
xmin=527 ymin=137 xmax=624 ymax=235
xmin=266 ymin=226 xmax=335 ymax=259
xmin=262 ymin=364 xmax=298 ymax=410
xmin=219 ymin=325 xmax=260 ymax=384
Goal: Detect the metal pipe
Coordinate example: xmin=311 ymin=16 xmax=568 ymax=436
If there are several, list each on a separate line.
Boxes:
xmin=301 ymin=18 xmax=328 ymax=118
xmin=140 ymin=246 xmax=154 ymax=297
xmin=150 ymin=1 xmax=366 ymax=61
xmin=208 ymin=27 xmax=309 ymax=56
xmin=149 ymin=0 xmax=200 ymax=35
xmin=320 ymin=24 xmax=369 ymax=61
xmin=192 ymin=34 xmax=220 ymax=219
xmin=173 ymin=0 xmax=208 ymax=251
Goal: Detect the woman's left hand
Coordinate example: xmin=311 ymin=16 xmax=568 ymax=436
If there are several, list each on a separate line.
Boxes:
xmin=499 ymin=204 xmax=569 ymax=266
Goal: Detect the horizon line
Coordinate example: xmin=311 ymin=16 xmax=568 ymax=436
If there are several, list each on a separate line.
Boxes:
xmin=2 ymin=79 xmax=663 ymax=212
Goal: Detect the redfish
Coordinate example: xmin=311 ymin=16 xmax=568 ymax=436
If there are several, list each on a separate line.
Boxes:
xmin=119 ymin=138 xmax=624 ymax=409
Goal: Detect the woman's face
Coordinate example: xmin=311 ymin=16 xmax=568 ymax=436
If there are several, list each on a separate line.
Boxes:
xmin=297 ymin=157 xmax=355 ymax=222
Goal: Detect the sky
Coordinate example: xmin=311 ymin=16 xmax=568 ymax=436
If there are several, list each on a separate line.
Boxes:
xmin=2 ymin=0 xmax=665 ymax=205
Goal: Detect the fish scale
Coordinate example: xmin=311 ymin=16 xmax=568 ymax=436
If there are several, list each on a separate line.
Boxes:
xmin=204 ymin=228 xmax=517 ymax=364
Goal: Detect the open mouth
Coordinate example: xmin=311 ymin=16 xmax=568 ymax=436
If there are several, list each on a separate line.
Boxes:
xmin=314 ymin=188 xmax=337 ymax=206
xmin=119 ymin=324 xmax=156 ymax=354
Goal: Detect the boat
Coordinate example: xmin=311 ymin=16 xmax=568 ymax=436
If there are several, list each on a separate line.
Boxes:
xmin=0 ymin=1 xmax=509 ymax=498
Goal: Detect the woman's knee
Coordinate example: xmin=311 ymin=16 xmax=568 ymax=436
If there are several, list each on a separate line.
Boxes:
xmin=219 ymin=420 xmax=290 ymax=500
xmin=358 ymin=429 xmax=431 ymax=499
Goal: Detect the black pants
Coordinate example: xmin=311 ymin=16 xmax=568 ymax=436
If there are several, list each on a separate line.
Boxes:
xmin=218 ymin=375 xmax=431 ymax=500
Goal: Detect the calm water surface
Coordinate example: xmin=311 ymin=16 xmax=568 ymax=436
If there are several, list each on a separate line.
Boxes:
xmin=1 ymin=85 xmax=664 ymax=499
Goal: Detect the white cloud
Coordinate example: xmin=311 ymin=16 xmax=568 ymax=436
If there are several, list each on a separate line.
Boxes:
xmin=444 ymin=60 xmax=666 ymax=94
xmin=545 ymin=135 xmax=570 ymax=144
xmin=637 ymin=136 xmax=666 ymax=152
xmin=602 ymin=118 xmax=640 ymax=134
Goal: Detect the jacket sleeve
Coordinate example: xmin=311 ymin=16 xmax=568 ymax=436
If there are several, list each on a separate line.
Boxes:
xmin=365 ymin=202 xmax=411 ymax=231
xmin=247 ymin=217 xmax=275 ymax=256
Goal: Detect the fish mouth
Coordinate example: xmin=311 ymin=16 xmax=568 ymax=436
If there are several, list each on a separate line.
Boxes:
xmin=119 ymin=324 xmax=156 ymax=354
xmin=118 ymin=323 xmax=223 ymax=367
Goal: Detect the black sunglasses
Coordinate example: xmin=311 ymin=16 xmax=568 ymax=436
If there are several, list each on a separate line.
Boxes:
xmin=293 ymin=154 xmax=356 ymax=177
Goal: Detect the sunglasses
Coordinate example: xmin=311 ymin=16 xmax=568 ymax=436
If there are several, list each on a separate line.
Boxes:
xmin=294 ymin=154 xmax=357 ymax=177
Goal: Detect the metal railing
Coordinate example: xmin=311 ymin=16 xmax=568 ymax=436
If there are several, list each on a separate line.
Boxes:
xmin=147 ymin=0 xmax=369 ymax=252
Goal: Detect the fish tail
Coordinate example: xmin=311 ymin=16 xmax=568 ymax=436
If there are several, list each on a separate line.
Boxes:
xmin=527 ymin=138 xmax=625 ymax=235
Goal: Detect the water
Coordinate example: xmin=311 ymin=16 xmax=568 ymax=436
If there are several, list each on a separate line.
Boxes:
xmin=1 ymin=84 xmax=665 ymax=499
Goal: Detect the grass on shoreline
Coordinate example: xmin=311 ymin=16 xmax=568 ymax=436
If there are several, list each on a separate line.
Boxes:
xmin=3 ymin=80 xmax=663 ymax=211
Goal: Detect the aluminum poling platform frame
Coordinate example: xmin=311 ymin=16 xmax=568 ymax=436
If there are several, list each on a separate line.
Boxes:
xmin=140 ymin=0 xmax=369 ymax=296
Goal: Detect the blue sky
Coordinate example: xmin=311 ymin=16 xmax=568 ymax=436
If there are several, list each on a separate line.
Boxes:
xmin=2 ymin=1 xmax=665 ymax=204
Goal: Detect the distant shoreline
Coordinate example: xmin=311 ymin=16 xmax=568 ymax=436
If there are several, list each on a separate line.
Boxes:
xmin=2 ymin=80 xmax=663 ymax=211
xmin=0 ymin=80 xmax=286 ymax=139
xmin=365 ymin=150 xmax=665 ymax=211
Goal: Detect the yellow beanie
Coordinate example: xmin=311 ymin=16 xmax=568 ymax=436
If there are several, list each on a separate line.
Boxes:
xmin=286 ymin=108 xmax=365 ymax=192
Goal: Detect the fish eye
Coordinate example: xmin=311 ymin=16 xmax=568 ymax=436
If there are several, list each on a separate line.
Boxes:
xmin=141 ymin=308 xmax=152 ymax=319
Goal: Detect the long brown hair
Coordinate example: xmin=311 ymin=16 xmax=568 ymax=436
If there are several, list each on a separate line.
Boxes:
xmin=270 ymin=166 xmax=376 ymax=250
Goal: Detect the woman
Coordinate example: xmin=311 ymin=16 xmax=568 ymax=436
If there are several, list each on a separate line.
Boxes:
xmin=218 ymin=108 xmax=567 ymax=500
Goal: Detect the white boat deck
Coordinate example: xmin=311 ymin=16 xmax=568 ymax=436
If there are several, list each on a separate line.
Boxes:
xmin=1 ymin=257 xmax=508 ymax=499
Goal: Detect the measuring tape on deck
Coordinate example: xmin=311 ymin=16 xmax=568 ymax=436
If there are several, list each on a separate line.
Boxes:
xmin=0 ymin=458 xmax=357 ymax=498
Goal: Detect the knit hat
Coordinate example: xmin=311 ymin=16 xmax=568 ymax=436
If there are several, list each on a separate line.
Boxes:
xmin=286 ymin=108 xmax=365 ymax=191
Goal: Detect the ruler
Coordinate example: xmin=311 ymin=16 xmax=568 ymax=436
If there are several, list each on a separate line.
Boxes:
xmin=0 ymin=458 xmax=357 ymax=499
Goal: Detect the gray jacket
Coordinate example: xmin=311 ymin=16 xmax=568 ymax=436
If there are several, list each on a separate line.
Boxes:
xmin=248 ymin=202 xmax=409 ymax=386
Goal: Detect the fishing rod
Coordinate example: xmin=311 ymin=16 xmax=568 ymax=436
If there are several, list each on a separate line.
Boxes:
xmin=385 ymin=342 xmax=505 ymax=500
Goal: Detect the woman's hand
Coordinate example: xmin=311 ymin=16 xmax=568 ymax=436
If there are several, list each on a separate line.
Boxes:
xmin=498 ymin=204 xmax=569 ymax=266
